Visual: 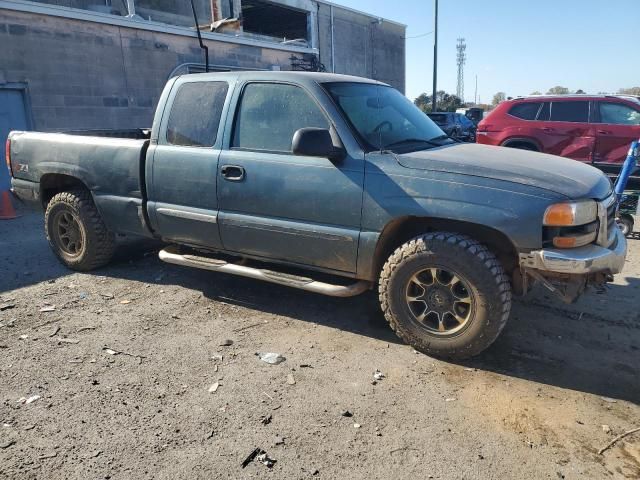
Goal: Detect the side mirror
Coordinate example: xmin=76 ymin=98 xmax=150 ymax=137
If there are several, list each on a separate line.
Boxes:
xmin=292 ymin=128 xmax=345 ymax=162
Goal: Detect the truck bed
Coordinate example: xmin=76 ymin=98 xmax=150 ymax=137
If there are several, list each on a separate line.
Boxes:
xmin=9 ymin=130 xmax=151 ymax=237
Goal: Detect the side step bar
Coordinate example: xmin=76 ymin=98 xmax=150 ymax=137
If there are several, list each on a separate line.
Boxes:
xmin=158 ymin=246 xmax=372 ymax=298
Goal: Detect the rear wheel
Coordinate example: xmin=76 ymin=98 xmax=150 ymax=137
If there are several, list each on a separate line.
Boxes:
xmin=379 ymin=232 xmax=512 ymax=360
xmin=503 ymin=141 xmax=538 ymax=152
xmin=45 ymin=189 xmax=115 ymax=271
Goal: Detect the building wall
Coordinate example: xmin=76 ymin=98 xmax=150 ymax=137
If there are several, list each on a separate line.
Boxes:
xmin=0 ymin=3 xmax=405 ymax=132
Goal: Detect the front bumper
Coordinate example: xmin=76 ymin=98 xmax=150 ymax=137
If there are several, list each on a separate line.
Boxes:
xmin=519 ymin=228 xmax=627 ymax=275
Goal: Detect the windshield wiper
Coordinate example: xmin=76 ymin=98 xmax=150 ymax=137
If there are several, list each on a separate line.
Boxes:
xmin=429 ymin=134 xmax=461 ymax=144
xmin=382 ymin=138 xmax=441 ymax=150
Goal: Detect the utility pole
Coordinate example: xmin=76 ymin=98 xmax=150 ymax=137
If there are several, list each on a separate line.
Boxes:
xmin=431 ymin=0 xmax=438 ymax=112
xmin=456 ymin=38 xmax=466 ymax=101
xmin=474 ymin=75 xmax=478 ymax=105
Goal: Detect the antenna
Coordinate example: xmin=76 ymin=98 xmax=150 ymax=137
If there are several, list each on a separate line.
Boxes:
xmin=456 ymin=38 xmax=466 ymax=101
xmin=190 ymin=0 xmax=209 ymax=72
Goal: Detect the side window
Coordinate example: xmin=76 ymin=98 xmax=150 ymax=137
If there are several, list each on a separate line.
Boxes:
xmin=233 ymin=83 xmax=329 ymax=152
xmin=166 ymin=82 xmax=229 ymax=147
xmin=598 ymin=102 xmax=640 ymax=125
xmin=537 ymin=102 xmax=550 ymax=121
xmin=549 ymin=101 xmax=589 ymax=123
xmin=508 ymin=102 xmax=541 ymax=120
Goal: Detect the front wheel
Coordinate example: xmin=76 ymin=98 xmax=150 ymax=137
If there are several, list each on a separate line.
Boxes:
xmin=379 ymin=233 xmax=512 ymax=360
xmin=616 ymin=215 xmax=633 ymax=237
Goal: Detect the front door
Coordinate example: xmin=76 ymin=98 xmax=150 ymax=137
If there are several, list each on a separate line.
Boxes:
xmin=146 ymin=80 xmax=230 ymax=248
xmin=593 ymin=101 xmax=640 ymax=165
xmin=0 ymin=88 xmax=29 ymax=191
xmin=217 ymin=82 xmax=364 ymax=273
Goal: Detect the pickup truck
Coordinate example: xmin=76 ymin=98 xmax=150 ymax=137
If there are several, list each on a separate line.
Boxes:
xmin=7 ymin=72 xmax=627 ymax=359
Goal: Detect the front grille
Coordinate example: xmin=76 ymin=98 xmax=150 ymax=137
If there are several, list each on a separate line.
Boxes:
xmin=597 ymin=194 xmax=617 ymax=247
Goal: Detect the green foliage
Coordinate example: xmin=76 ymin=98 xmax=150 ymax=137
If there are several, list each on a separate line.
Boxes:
xmin=414 ymin=91 xmax=464 ymax=113
xmin=546 ymin=86 xmax=570 ymax=95
xmin=492 ymin=92 xmax=506 ymax=105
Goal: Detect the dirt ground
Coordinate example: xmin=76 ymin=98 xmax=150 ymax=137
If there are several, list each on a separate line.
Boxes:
xmin=1 ymin=204 xmax=639 ymax=480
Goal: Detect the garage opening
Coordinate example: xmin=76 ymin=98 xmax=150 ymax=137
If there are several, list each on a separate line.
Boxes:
xmin=241 ymin=0 xmax=309 ymax=43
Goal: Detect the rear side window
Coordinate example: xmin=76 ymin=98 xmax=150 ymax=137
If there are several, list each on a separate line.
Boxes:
xmin=508 ymin=102 xmax=541 ymax=120
xmin=598 ymin=102 xmax=640 ymax=125
xmin=549 ymin=101 xmax=589 ymax=123
xmin=166 ymin=82 xmax=229 ymax=147
xmin=233 ymin=83 xmax=328 ymax=152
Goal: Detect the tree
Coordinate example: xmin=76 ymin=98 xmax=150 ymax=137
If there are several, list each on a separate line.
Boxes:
xmin=574 ymin=89 xmax=586 ymax=94
xmin=530 ymin=91 xmax=542 ymax=96
xmin=619 ymin=87 xmax=640 ymax=96
xmin=546 ymin=86 xmax=570 ymax=95
xmin=414 ymin=91 xmax=464 ymax=113
xmin=492 ymin=92 xmax=506 ymax=106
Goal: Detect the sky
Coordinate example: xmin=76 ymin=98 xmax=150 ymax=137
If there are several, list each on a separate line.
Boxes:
xmin=330 ymin=0 xmax=640 ymax=104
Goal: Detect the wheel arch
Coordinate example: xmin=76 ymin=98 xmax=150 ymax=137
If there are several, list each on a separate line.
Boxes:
xmin=500 ymin=136 xmax=541 ymax=151
xmin=371 ymin=216 xmax=519 ymax=286
xmin=40 ymin=173 xmax=91 ymax=208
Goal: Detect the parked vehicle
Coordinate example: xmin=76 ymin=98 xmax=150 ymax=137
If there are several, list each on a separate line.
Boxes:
xmin=456 ymin=107 xmax=485 ymax=125
xmin=476 ymin=95 xmax=640 ymax=165
xmin=8 ymin=72 xmax=627 ymax=359
xmin=617 ymin=191 xmax=639 ymax=236
xmin=427 ymin=112 xmax=476 ymax=141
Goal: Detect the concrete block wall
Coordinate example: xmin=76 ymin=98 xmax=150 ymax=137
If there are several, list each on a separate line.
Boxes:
xmin=317 ymin=3 xmax=405 ymax=93
xmin=0 ymin=9 xmax=296 ymax=131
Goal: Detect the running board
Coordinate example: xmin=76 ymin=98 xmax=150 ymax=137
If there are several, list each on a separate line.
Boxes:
xmin=158 ymin=246 xmax=371 ymax=298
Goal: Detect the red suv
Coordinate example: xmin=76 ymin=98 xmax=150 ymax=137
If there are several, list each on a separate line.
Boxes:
xmin=477 ymin=95 xmax=640 ymax=165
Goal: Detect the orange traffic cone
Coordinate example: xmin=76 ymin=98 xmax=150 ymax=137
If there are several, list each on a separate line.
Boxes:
xmin=0 ymin=190 xmax=18 ymax=220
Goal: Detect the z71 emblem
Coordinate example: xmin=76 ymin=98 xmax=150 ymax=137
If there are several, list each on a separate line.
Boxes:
xmin=18 ymin=164 xmax=28 ymax=172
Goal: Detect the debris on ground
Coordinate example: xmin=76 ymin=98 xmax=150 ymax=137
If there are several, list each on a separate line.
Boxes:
xmin=286 ymin=374 xmax=296 ymax=385
xmin=0 ymin=303 xmax=15 ymax=311
xmin=373 ymin=369 xmax=385 ymax=381
xmin=353 ymin=423 xmax=361 ymax=429
xmin=211 ymin=354 xmax=223 ymax=362
xmin=0 ymin=440 xmax=16 ymax=449
xmin=602 ymin=425 xmax=611 ymax=434
xmin=598 ymin=426 xmax=640 ymax=455
xmin=100 ymin=293 xmax=114 ymax=299
xmin=119 ymin=299 xmax=131 ymax=305
xmin=261 ymin=414 xmax=272 ymax=425
xmin=104 ymin=348 xmax=118 ymax=355
xmin=208 ymin=382 xmax=220 ymax=393
xmin=341 ymin=410 xmax=353 ymax=418
xmin=600 ymin=396 xmax=617 ymax=403
xmin=274 ymin=436 xmax=285 ymax=446
xmin=445 ymin=398 xmax=457 ymax=402
xmin=38 ymin=451 xmax=57 ymax=460
xmin=241 ymin=448 xmax=275 ymax=469
xmin=39 ymin=305 xmax=56 ymax=312
xmin=49 ymin=326 xmax=60 ymax=337
xmin=17 ymin=395 xmax=41 ymax=405
xmin=58 ymin=338 xmax=80 ymax=344
xmin=257 ymin=451 xmax=277 ymax=468
xmin=219 ymin=339 xmax=234 ymax=346
xmin=257 ymin=352 xmax=286 ymax=365
xmin=102 ymin=346 xmax=146 ymax=361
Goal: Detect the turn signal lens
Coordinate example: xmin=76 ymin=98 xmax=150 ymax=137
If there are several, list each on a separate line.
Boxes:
xmin=543 ymin=201 xmax=597 ymax=226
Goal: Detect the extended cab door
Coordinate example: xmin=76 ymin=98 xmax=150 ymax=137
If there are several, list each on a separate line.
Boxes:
xmin=216 ymin=81 xmax=364 ymax=273
xmin=146 ymin=79 xmax=231 ymax=248
xmin=593 ymin=100 xmax=640 ymax=164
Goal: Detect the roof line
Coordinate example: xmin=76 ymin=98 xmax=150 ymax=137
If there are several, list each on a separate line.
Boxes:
xmin=315 ymin=0 xmax=407 ymax=28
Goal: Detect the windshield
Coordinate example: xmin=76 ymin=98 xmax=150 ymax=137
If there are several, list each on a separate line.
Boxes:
xmin=427 ymin=114 xmax=448 ymax=125
xmin=323 ymin=82 xmax=445 ymax=152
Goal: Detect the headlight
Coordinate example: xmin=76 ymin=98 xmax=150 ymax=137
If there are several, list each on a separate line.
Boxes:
xmin=543 ymin=200 xmax=597 ymax=226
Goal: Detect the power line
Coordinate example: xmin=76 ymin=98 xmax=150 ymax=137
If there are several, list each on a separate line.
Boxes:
xmin=403 ymin=30 xmax=434 ymax=39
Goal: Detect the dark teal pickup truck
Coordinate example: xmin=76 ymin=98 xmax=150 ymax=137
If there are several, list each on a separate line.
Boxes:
xmin=7 ymin=72 xmax=627 ymax=359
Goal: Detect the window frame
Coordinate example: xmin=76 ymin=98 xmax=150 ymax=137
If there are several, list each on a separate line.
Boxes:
xmin=230 ymin=80 xmax=333 ymax=156
xmin=507 ymin=101 xmax=544 ymax=121
xmin=594 ymin=101 xmax=640 ymax=125
xmin=164 ymin=80 xmax=230 ymax=148
xmin=547 ymin=100 xmax=592 ymax=124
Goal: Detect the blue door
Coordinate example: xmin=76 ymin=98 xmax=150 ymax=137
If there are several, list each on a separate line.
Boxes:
xmin=0 ymin=89 xmax=29 ymax=190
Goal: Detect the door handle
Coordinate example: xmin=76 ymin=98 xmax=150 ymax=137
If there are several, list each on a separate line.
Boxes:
xmin=221 ymin=165 xmax=245 ymax=181
xmin=542 ymin=127 xmax=554 ymax=132
xmin=597 ymin=130 xmax=612 ymax=135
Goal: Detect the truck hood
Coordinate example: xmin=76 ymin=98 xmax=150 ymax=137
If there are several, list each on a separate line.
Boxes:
xmin=396 ymin=143 xmax=612 ymax=199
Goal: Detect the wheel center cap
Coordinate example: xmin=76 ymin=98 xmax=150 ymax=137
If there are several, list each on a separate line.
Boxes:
xmin=427 ymin=288 xmax=451 ymax=309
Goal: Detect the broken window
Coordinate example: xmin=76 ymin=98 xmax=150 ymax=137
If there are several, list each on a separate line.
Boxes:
xmin=241 ymin=0 xmax=309 ymax=44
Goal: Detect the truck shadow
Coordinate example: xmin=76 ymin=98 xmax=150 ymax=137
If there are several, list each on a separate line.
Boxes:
xmin=3 ymin=209 xmax=639 ymax=404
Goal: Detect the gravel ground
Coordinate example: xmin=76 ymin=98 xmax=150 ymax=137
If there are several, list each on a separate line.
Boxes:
xmin=1 ymin=204 xmax=639 ymax=479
